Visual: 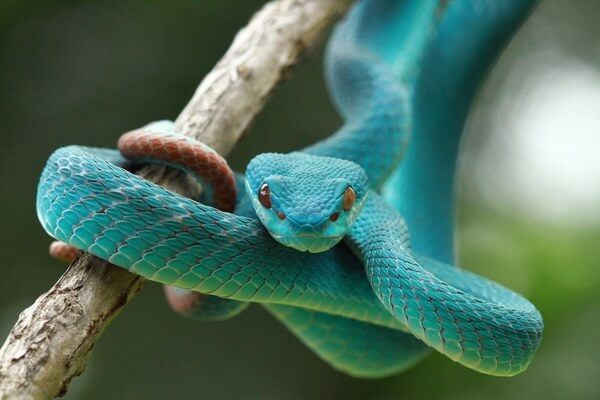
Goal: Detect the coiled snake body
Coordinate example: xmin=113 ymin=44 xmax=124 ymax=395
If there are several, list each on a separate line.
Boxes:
xmin=37 ymin=0 xmax=543 ymax=377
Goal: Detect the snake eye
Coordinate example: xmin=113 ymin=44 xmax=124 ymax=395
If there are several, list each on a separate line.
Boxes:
xmin=342 ymin=187 xmax=356 ymax=211
xmin=258 ymin=183 xmax=272 ymax=209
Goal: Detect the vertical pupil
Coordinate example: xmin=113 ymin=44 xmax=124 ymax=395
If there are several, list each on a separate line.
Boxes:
xmin=343 ymin=187 xmax=356 ymax=211
xmin=258 ymin=183 xmax=272 ymax=208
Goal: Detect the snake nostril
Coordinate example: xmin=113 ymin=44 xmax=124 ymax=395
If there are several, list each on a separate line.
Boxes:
xmin=277 ymin=211 xmax=286 ymax=220
xmin=330 ymin=212 xmax=340 ymax=222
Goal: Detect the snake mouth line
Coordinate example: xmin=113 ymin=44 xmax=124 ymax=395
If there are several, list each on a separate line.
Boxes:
xmin=271 ymin=233 xmax=339 ymax=240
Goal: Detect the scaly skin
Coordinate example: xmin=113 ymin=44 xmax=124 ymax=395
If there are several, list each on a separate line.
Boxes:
xmin=49 ymin=240 xmax=81 ymax=263
xmin=49 ymin=121 xmax=245 ymax=320
xmin=119 ymin=123 xmax=243 ymax=319
xmin=118 ymin=125 xmax=237 ymax=212
xmin=37 ymin=0 xmax=543 ymax=378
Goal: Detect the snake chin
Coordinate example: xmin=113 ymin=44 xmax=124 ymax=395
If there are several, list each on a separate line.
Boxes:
xmin=271 ymin=233 xmax=344 ymax=253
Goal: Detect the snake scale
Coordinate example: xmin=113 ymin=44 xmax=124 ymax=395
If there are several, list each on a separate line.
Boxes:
xmin=37 ymin=0 xmax=543 ymax=378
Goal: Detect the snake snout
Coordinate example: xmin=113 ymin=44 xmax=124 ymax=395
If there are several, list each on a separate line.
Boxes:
xmin=287 ymin=211 xmax=330 ymax=232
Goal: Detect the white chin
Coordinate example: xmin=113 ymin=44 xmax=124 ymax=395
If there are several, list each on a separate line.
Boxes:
xmin=272 ymin=234 xmax=343 ymax=253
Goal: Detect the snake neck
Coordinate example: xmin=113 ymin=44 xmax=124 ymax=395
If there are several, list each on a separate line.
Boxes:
xmin=304 ymin=0 xmax=442 ymax=190
xmin=383 ymin=0 xmax=538 ymax=263
xmin=303 ymin=53 xmax=410 ymax=189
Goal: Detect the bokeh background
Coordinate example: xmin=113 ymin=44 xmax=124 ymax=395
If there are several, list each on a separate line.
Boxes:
xmin=1 ymin=1 xmax=599 ymax=399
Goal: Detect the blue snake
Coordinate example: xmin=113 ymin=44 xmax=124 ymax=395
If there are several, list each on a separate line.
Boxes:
xmin=36 ymin=0 xmax=543 ymax=378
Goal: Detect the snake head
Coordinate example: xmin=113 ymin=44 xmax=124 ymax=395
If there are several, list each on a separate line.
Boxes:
xmin=245 ymin=152 xmax=368 ymax=253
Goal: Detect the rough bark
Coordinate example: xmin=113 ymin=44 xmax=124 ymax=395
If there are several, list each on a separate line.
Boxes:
xmin=0 ymin=0 xmax=352 ymax=398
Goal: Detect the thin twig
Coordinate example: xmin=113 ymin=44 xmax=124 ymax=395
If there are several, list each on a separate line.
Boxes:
xmin=0 ymin=1 xmax=352 ymax=398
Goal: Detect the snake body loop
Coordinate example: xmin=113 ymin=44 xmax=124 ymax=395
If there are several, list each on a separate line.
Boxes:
xmin=38 ymin=0 xmax=542 ymax=377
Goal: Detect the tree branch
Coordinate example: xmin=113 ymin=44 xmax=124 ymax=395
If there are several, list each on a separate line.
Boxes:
xmin=0 ymin=1 xmax=352 ymax=398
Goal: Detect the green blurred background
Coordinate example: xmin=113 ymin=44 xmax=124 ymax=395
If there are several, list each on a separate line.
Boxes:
xmin=0 ymin=1 xmax=599 ymax=399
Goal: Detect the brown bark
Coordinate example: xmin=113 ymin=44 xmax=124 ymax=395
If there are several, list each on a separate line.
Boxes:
xmin=0 ymin=1 xmax=352 ymax=398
